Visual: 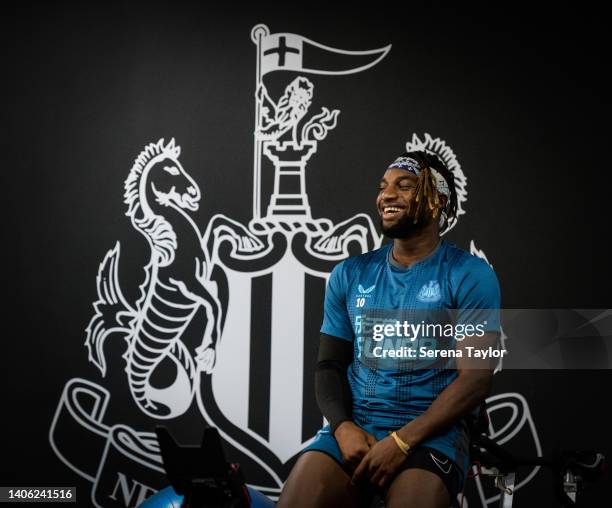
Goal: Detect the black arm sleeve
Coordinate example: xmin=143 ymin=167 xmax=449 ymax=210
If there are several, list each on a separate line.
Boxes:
xmin=315 ymin=333 xmax=353 ymax=433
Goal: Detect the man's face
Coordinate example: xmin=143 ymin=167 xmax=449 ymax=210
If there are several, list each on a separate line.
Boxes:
xmin=377 ymin=168 xmax=430 ymax=238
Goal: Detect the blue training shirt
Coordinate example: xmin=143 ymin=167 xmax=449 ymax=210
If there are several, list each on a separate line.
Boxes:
xmin=319 ymin=239 xmax=501 ymax=475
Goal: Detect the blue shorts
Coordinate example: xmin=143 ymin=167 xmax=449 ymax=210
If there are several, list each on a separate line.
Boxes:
xmin=301 ymin=423 xmax=465 ymax=499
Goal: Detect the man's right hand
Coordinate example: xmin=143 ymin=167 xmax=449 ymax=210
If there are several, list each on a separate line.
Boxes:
xmin=333 ymin=421 xmax=377 ymax=471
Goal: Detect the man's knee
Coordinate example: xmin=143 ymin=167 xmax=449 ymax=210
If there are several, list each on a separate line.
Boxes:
xmin=385 ymin=468 xmax=451 ymax=508
xmin=278 ymin=451 xmax=366 ymax=508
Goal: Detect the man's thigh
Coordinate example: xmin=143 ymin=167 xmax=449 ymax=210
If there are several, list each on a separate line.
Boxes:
xmin=384 ymin=468 xmax=450 ymax=508
xmin=277 ymin=451 xmax=374 ymax=508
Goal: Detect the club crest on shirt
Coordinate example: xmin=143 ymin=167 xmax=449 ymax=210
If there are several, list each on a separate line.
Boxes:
xmin=417 ymin=280 xmax=441 ymax=302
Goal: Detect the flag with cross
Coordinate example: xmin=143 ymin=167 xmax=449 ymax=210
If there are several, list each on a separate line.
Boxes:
xmin=249 ymin=24 xmax=391 ymax=219
xmin=256 ymin=28 xmax=391 ymax=76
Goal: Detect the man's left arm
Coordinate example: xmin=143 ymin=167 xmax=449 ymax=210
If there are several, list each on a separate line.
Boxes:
xmin=351 ymin=334 xmax=497 ymax=487
xmin=399 ymin=257 xmax=501 ymax=447
xmin=395 ymin=332 xmax=497 ymax=448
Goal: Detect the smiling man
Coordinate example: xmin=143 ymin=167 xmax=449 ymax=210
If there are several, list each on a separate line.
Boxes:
xmin=277 ymin=151 xmax=501 ymax=508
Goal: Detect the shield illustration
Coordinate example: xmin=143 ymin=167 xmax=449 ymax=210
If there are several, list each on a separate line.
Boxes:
xmin=197 ymin=232 xmax=334 ymax=494
xmin=193 ymin=25 xmax=390 ymax=494
xmin=196 ymin=208 xmax=380 ymax=496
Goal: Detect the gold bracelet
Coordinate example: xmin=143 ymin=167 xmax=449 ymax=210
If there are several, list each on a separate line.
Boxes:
xmin=390 ymin=431 xmax=411 ymax=456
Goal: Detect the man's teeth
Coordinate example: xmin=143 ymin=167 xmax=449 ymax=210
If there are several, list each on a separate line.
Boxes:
xmin=384 ymin=207 xmax=402 ymax=213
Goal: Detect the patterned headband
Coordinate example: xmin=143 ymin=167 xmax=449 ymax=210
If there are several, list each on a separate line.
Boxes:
xmin=387 ymin=156 xmax=450 ymax=198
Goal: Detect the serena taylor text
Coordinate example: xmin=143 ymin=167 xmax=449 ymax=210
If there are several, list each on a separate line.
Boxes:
xmin=370 ymin=345 xmax=506 ymax=359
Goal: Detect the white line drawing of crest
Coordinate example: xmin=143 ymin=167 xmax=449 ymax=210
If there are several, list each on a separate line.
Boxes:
xmin=73 ymin=25 xmax=391 ymax=497
xmin=47 ymin=23 xmax=544 ymax=504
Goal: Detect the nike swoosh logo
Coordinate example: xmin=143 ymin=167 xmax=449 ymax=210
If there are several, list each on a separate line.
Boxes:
xmin=430 ymin=452 xmax=452 ymax=474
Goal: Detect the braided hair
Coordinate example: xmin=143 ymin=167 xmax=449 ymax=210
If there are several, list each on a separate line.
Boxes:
xmin=399 ymin=150 xmax=458 ymax=234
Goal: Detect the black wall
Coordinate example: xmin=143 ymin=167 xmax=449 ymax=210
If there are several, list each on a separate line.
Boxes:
xmin=4 ymin=2 xmax=611 ymax=507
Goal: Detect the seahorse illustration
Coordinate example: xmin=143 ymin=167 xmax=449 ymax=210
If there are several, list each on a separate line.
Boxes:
xmin=84 ymin=138 xmax=265 ymax=419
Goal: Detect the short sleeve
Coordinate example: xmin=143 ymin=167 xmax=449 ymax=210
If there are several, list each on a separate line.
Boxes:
xmin=320 ymin=262 xmax=354 ymax=341
xmin=454 ymin=256 xmax=501 ymax=332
